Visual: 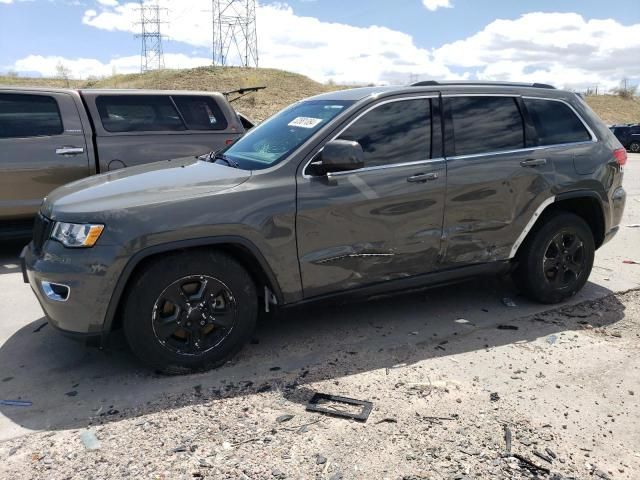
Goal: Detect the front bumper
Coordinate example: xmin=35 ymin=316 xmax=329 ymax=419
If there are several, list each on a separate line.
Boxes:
xmin=21 ymin=239 xmax=124 ymax=336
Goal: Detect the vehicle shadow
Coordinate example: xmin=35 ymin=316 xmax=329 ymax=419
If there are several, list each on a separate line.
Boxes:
xmin=0 ymin=275 xmax=624 ymax=437
xmin=0 ymin=240 xmax=26 ymax=276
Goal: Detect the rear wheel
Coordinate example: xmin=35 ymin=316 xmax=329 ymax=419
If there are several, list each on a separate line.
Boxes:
xmin=513 ymin=212 xmax=594 ymax=304
xmin=122 ymin=250 xmax=257 ymax=374
xmin=629 ymin=141 xmax=640 ymax=153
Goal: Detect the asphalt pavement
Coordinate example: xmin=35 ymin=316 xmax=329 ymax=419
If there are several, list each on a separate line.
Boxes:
xmin=1 ymin=154 xmax=639 ymax=441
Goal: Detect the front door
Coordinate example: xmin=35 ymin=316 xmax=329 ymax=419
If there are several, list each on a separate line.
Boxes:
xmin=296 ymin=96 xmax=446 ymax=298
xmin=0 ymin=92 xmax=90 ymax=220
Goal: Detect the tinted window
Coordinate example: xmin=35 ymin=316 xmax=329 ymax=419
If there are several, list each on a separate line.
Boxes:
xmin=524 ymin=98 xmax=591 ymax=146
xmin=172 ymin=96 xmax=228 ymax=130
xmin=338 ymin=98 xmax=431 ymax=167
xmin=0 ymin=93 xmax=63 ymax=138
xmin=96 ymin=95 xmax=185 ymax=133
xmin=449 ymin=96 xmax=524 ymax=156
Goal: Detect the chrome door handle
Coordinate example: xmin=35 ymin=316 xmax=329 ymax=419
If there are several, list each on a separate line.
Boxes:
xmin=56 ymin=146 xmax=84 ymax=156
xmin=407 ymin=172 xmax=439 ymax=183
xmin=520 ymin=158 xmax=547 ymax=167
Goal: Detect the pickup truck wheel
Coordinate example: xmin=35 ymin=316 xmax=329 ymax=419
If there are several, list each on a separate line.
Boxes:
xmin=629 ymin=141 xmax=640 ymax=153
xmin=513 ymin=212 xmax=594 ymax=304
xmin=122 ymin=250 xmax=257 ymax=374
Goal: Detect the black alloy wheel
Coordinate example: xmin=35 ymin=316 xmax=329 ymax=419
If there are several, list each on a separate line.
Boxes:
xmin=542 ymin=231 xmax=586 ymax=291
xmin=152 ymin=275 xmax=238 ymax=356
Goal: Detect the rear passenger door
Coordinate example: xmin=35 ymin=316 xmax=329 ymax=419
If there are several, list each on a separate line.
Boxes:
xmin=442 ymin=94 xmax=556 ymax=266
xmin=90 ymin=94 xmax=240 ymax=170
xmin=0 ymin=91 xmax=90 ymax=220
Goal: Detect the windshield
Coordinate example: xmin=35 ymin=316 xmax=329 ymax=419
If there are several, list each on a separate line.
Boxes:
xmin=219 ymin=100 xmax=355 ymax=170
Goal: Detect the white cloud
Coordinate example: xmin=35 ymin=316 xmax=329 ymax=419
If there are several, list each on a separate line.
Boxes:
xmin=5 ymin=4 xmax=640 ymax=91
xmin=422 ymin=0 xmax=452 ymax=12
xmin=10 ymin=53 xmax=211 ymax=78
xmin=97 ymin=0 xmax=118 ymax=6
xmin=0 ymin=0 xmax=14 ymax=4
xmin=433 ymin=12 xmax=640 ymax=90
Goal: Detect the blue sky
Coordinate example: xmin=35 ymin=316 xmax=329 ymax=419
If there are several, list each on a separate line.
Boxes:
xmin=1 ymin=0 xmax=639 ymax=90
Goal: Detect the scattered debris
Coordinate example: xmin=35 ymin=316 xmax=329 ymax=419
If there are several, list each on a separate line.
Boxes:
xmin=546 ymin=334 xmax=558 ymax=345
xmin=503 ymin=425 xmax=512 ymax=453
xmin=315 ymin=454 xmax=327 ymax=465
xmin=306 ymin=393 xmax=373 ymax=422
xmin=32 ymin=322 xmax=47 ymax=333
xmin=533 ymin=449 xmax=554 ymax=464
xmin=623 ymin=259 xmax=640 ymax=265
xmin=626 ymin=224 xmax=640 ymax=228
xmin=497 ymin=324 xmax=519 ymax=331
xmin=511 ymin=453 xmax=551 ymax=475
xmin=545 ymin=447 xmax=557 ymax=459
xmin=454 ymin=318 xmax=471 ymax=324
xmin=2 ymin=377 xmax=14 ymax=382
xmin=79 ymin=430 xmax=101 ymax=450
xmin=276 ymin=414 xmax=295 ymax=424
xmin=375 ymin=417 xmax=398 ymax=424
xmin=490 ymin=392 xmax=500 ymax=402
xmin=0 ymin=399 xmax=32 ymax=407
xmin=502 ymin=297 xmax=517 ymax=307
xmin=65 ymin=391 xmax=78 ymax=397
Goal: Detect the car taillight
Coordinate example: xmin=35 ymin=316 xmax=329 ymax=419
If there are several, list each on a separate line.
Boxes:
xmin=225 ymin=139 xmax=234 ymax=146
xmin=613 ymin=148 xmax=627 ymax=166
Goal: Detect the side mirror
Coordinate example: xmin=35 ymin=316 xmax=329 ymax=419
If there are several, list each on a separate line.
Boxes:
xmin=321 ymin=139 xmax=364 ymax=173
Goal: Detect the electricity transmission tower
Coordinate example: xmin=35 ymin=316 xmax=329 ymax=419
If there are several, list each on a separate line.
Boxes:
xmin=211 ymin=0 xmax=258 ymax=68
xmin=136 ymin=0 xmax=167 ymax=72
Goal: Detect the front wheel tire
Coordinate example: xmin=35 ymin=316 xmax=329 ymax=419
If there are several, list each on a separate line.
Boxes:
xmin=513 ymin=212 xmax=595 ymax=304
xmin=629 ymin=142 xmax=640 ymax=153
xmin=122 ymin=250 xmax=257 ymax=374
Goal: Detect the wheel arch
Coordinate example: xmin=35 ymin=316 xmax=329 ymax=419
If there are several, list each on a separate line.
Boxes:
xmin=102 ymin=237 xmax=283 ymax=336
xmin=512 ymin=191 xmax=606 ymax=259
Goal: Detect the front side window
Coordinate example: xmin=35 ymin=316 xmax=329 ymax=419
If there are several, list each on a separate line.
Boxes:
xmin=524 ymin=98 xmax=591 ymax=146
xmin=221 ymin=100 xmax=354 ymax=170
xmin=172 ymin=96 xmax=227 ymax=131
xmin=96 ymin=95 xmax=185 ymax=133
xmin=448 ymin=96 xmax=524 ymax=156
xmin=0 ymin=93 xmax=63 ymax=138
xmin=337 ymin=98 xmax=432 ymax=168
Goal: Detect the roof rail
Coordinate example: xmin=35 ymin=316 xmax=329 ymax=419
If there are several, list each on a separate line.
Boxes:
xmin=411 ymin=80 xmax=556 ymax=89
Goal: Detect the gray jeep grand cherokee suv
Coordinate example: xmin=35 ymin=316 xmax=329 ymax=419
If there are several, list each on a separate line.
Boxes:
xmin=22 ymin=81 xmax=627 ymax=373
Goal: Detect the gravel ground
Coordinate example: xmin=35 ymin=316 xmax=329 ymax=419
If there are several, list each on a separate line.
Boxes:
xmin=1 ymin=290 xmax=638 ymax=480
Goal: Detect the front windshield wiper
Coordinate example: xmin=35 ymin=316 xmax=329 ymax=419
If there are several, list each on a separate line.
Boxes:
xmin=201 ymin=151 xmax=240 ymax=169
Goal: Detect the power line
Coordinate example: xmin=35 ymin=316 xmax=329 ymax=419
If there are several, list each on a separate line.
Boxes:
xmin=211 ymin=0 xmax=258 ymax=68
xmin=135 ymin=0 xmax=167 ymax=73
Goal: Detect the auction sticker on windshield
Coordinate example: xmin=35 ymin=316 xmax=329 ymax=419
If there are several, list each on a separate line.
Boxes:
xmin=288 ymin=117 xmax=323 ymax=129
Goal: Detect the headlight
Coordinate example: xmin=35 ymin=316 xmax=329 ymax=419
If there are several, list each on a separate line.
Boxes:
xmin=51 ymin=222 xmax=104 ymax=248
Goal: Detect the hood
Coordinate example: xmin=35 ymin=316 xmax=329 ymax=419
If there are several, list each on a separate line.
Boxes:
xmin=42 ymin=157 xmax=251 ymax=219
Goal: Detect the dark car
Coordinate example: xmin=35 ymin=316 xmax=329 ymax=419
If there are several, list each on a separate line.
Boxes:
xmin=22 ymin=81 xmax=627 ymax=373
xmin=609 ymin=124 xmax=640 ymax=153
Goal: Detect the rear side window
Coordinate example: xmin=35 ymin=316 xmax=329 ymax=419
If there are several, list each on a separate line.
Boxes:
xmin=448 ymin=96 xmax=524 ymax=156
xmin=96 ymin=95 xmax=186 ymax=133
xmin=524 ymin=98 xmax=591 ymax=146
xmin=0 ymin=93 xmax=63 ymax=138
xmin=172 ymin=96 xmax=228 ymax=130
xmin=338 ymin=98 xmax=432 ymax=168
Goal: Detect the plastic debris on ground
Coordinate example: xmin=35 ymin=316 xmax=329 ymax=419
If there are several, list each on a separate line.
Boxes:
xmin=79 ymin=430 xmax=101 ymax=450
xmin=0 ymin=400 xmax=32 ymax=407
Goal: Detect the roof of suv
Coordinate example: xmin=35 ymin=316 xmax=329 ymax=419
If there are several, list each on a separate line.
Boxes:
xmin=0 ymin=85 xmax=226 ymax=99
xmin=309 ymin=81 xmax=572 ymax=103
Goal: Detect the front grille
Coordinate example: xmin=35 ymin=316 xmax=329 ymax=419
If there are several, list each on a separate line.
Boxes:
xmin=32 ymin=214 xmax=53 ymax=254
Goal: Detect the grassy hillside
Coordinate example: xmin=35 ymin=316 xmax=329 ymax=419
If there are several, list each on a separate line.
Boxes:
xmin=1 ymin=67 xmax=638 ymax=125
xmin=584 ymin=95 xmax=640 ymax=125
xmin=0 ymin=66 xmax=343 ymax=122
